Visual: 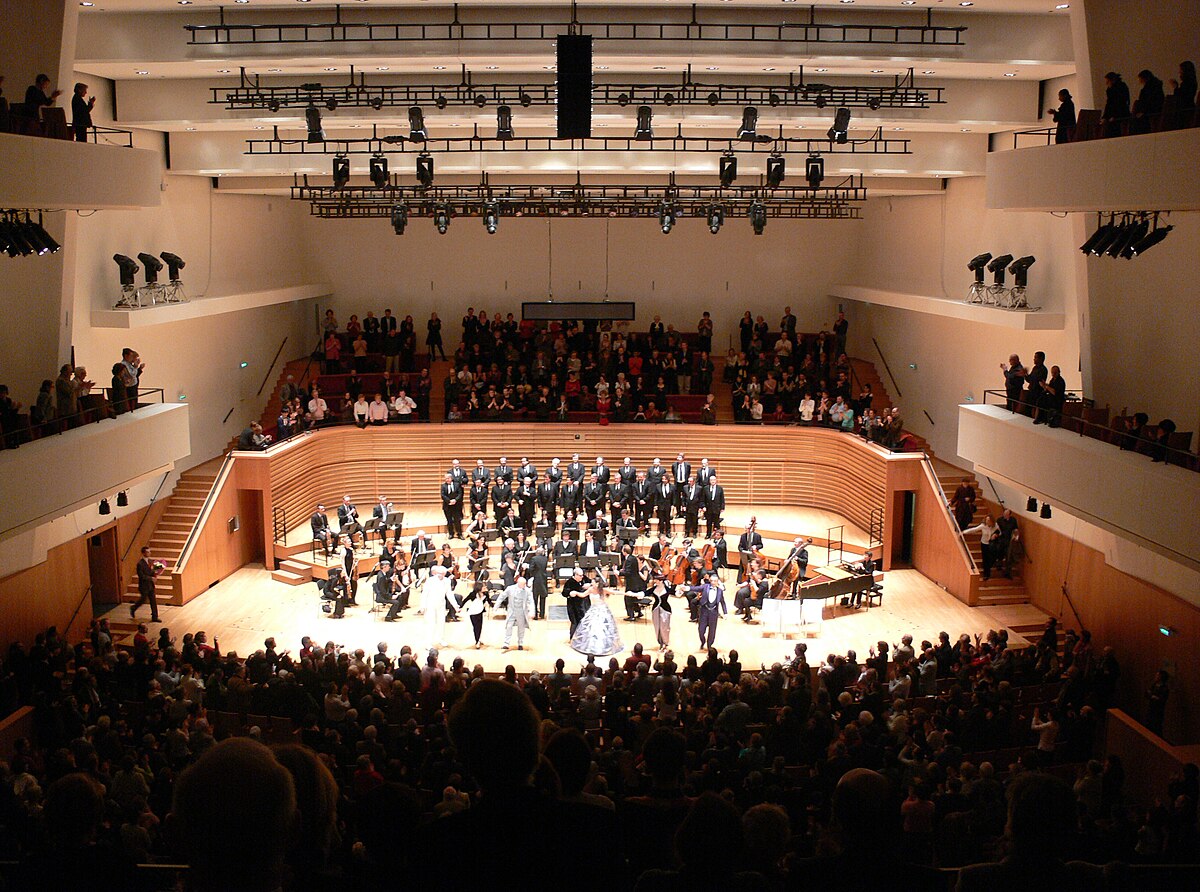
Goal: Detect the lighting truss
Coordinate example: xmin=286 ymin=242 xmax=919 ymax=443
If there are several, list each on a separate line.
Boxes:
xmin=247 ymin=128 xmax=910 ymax=157
xmin=291 ymin=175 xmax=867 ymax=221
xmin=186 ymin=6 xmax=966 ymax=47
xmin=210 ymin=66 xmax=944 ymax=112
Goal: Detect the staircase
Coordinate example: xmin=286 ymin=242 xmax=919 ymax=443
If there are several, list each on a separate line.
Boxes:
xmin=930 ymin=458 xmax=1029 ymax=606
xmin=226 ymin=356 xmax=312 ymax=452
xmin=271 ymin=559 xmax=313 ymax=586
xmin=849 ymin=358 xmax=929 ymax=453
xmin=121 ymin=459 xmax=222 ymax=609
xmin=428 ymin=358 xmax=453 ymax=419
xmin=710 ymin=356 xmax=735 ymax=423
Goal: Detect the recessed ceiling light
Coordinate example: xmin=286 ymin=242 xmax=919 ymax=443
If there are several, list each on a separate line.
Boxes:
xmin=595 ymin=65 xmax=609 ymax=70
xmin=1055 ymin=2 xmax=1070 ymax=7
xmin=185 ymin=126 xmax=196 ymax=131
xmin=135 ymin=70 xmax=149 ymax=75
xmin=79 ymin=1 xmax=94 ymax=6
xmin=705 ymin=66 xmax=719 ymax=71
xmin=254 ymin=125 xmax=265 ymax=130
xmin=297 ymin=0 xmax=311 ymax=3
xmin=652 ymin=66 xmax=666 ymax=70
xmin=178 ymin=1 xmax=192 ymax=5
xmin=324 ymin=68 xmax=337 ymax=72
xmin=840 ymin=0 xmax=854 ymax=4
xmin=433 ymin=65 xmax=446 ymax=70
xmin=870 ymin=69 xmax=884 ymax=74
xmin=959 ymin=1 xmax=973 ymax=5
xmin=377 ymin=66 xmax=389 ymax=71
xmin=544 ymin=65 xmax=556 ymax=70
xmin=485 ymin=65 xmax=499 ymax=70
xmin=235 ymin=0 xmax=249 ymax=3
xmin=961 ymin=128 xmax=972 ymax=132
xmin=267 ymin=68 xmax=282 ymax=73
xmin=218 ymin=69 xmax=231 ymax=73
xmin=762 ymin=67 xmax=776 ymax=72
xmin=901 ymin=0 xmax=916 ymax=4
xmin=814 ymin=68 xmax=828 ymax=73
xmin=1004 ymin=72 xmax=1017 ymax=77
xmin=922 ymin=70 xmax=936 ymax=75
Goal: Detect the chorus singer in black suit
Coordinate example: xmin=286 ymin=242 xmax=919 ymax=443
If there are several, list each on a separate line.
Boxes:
xmin=583 ymin=475 xmax=607 ymax=519
xmin=608 ymin=479 xmax=631 ymax=528
xmin=671 ymin=454 xmax=691 ymax=494
xmin=493 ymin=458 xmax=514 ymax=487
xmin=491 ymin=480 xmax=514 ymax=526
xmin=311 ymin=505 xmax=334 ymax=556
xmin=441 ymin=474 xmax=464 ymax=539
xmin=537 ymin=474 xmax=559 ymax=526
xmin=655 ymin=478 xmax=676 ymax=536
xmin=558 ymin=479 xmax=581 ymax=516
xmin=632 ymin=473 xmax=653 ymax=532
xmin=680 ymin=475 xmax=704 ymax=538
xmin=469 ymin=481 xmax=489 ymax=518
xmin=704 ymin=475 xmax=726 ymax=537
xmin=516 ymin=477 xmax=537 ymax=534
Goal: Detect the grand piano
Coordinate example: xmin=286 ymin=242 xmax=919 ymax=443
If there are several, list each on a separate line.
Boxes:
xmin=759 ymin=565 xmax=882 ymax=633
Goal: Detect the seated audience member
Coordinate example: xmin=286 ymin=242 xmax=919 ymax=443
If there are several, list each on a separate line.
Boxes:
xmin=1118 ymin=412 xmax=1149 ymax=451
xmin=1148 ymin=418 xmax=1177 ymax=463
xmin=172 ymin=738 xmax=297 ymax=892
xmin=633 ymin=792 xmax=765 ymax=891
xmin=352 ymin=393 xmax=370 ymax=428
xmin=237 ymin=422 xmax=270 ymax=451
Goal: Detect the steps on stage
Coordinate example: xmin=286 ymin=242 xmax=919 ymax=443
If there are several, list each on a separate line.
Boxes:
xmin=271 ymin=560 xmax=313 ymax=586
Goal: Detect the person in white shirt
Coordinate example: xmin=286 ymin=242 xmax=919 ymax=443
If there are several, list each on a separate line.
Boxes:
xmin=393 ymin=389 xmax=417 ymax=421
xmin=750 ymin=398 xmax=764 ymax=422
xmin=422 ymin=564 xmax=460 ymax=649
xmin=1031 ymin=706 xmax=1060 ymax=766
xmin=799 ymin=394 xmax=815 ymax=424
xmin=963 ymin=515 xmax=1002 ymax=579
xmin=367 ymin=393 xmax=389 ymax=425
xmin=307 ymin=392 xmax=328 ymax=427
xmin=829 ymin=397 xmax=847 ymax=426
xmin=352 ymin=395 xmax=370 ymax=427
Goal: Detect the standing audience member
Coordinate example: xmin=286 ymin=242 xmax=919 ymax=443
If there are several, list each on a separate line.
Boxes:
xmin=23 ymin=74 xmax=61 ymax=119
xmin=1048 ymin=88 xmax=1076 ymax=143
xmin=1131 ymin=69 xmax=1165 ymax=133
xmin=1101 ymin=71 xmax=1131 ymax=137
xmin=55 ymin=364 xmax=78 ymax=428
xmin=1169 ymin=60 xmax=1197 ymax=126
xmin=71 ymin=82 xmax=95 ymax=142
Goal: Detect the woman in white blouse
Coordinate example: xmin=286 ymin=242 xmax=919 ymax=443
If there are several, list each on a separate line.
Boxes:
xmin=799 ymin=392 xmax=816 ymax=424
xmin=963 ymin=514 xmax=1001 ymax=579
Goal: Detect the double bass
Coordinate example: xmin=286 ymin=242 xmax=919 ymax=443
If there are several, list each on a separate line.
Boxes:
xmin=768 ymin=555 xmax=801 ymax=599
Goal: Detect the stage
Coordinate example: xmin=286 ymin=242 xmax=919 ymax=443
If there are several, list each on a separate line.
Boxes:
xmin=111 ymin=561 xmax=1050 ymax=674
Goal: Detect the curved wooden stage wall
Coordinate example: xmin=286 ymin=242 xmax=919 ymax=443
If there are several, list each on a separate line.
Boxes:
xmin=231 ymin=424 xmax=924 ymax=572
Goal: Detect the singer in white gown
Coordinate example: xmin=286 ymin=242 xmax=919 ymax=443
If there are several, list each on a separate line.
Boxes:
xmin=570 ymin=582 xmax=624 ymax=657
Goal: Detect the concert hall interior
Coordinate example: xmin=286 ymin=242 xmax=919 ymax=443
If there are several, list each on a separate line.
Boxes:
xmin=2 ymin=0 xmax=1200 ymax=886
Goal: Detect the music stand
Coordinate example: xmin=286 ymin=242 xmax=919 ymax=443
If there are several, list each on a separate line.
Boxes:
xmin=385 ymin=511 xmax=404 ymax=527
xmin=563 ymin=527 xmax=579 ymax=541
xmin=535 ymin=523 xmax=553 ymax=539
xmin=362 ymin=518 xmax=381 ymax=547
xmin=739 ymin=549 xmax=756 ymax=571
xmin=483 ymin=529 xmax=500 ymax=542
xmin=412 ymin=551 xmax=435 ymax=578
xmin=617 ymin=526 xmax=639 ymax=544
xmin=578 ymin=556 xmax=599 ymax=571
xmin=600 ymin=551 xmax=620 ymax=568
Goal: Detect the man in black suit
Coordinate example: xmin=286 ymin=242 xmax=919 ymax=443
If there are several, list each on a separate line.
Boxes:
xmin=561 ymin=567 xmax=588 ymax=635
xmin=132 ymin=546 xmax=163 ymax=622
xmin=546 ymin=457 xmax=564 ymax=486
xmin=617 ymin=457 xmax=637 ymax=486
xmin=655 ymin=476 xmax=676 ymax=536
xmin=737 ymin=520 xmax=764 ymax=558
xmin=583 ymin=474 xmax=607 ymax=521
xmin=448 ymin=458 xmax=469 ymax=489
xmin=310 ymin=504 xmax=334 ymax=556
xmin=558 ymin=478 xmax=581 ymax=517
xmin=472 ymin=459 xmax=491 ymax=488
xmin=526 ymin=547 xmax=550 ymax=619
xmin=498 ymin=510 xmax=520 ymax=539
xmin=608 ymin=477 xmax=630 ymax=528
xmin=492 ymin=479 xmax=514 ymax=526
xmin=622 ymin=548 xmax=648 ymax=621
xmin=469 ymin=480 xmax=489 ymax=519
xmin=632 ymin=472 xmax=654 ymax=533
xmin=441 ymin=473 xmax=464 ymax=539
xmin=592 ymin=456 xmax=610 ymax=486
xmin=380 ymin=308 xmax=397 ymax=335
xmin=696 ymin=457 xmax=715 ymax=489
xmin=681 ymin=474 xmax=704 ymax=538
xmin=671 ymin=453 xmax=691 ymax=494
xmin=516 ymin=476 xmax=537 ymax=534
xmin=517 ymin=457 xmax=537 ymax=486
xmin=704 ymin=475 xmax=725 ymax=538
xmin=786 ymin=537 xmax=813 ymax=592
xmin=587 ymin=511 xmax=609 ymax=551
xmin=493 ymin=457 xmax=514 ymax=487
xmin=565 ymin=453 xmax=586 ymax=485
xmin=337 ymin=495 xmax=363 ymax=547
xmin=646 ymin=458 xmax=667 ymax=488
xmin=537 ymin=473 xmax=559 ymax=527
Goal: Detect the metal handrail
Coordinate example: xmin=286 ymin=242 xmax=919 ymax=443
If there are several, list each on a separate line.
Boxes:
xmin=921 ymin=454 xmax=978 ymax=574
xmin=172 ymin=453 xmax=235 ymax=576
xmin=2 ymin=387 xmax=166 ymax=449
xmin=75 ymin=124 xmax=135 ymax=148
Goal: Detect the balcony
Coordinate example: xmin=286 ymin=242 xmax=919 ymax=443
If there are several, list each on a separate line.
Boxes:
xmin=0 ymin=132 xmax=161 ymax=211
xmin=957 ymin=403 xmax=1200 ymax=572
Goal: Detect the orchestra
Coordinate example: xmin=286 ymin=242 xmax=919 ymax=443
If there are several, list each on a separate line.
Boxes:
xmin=299 ymin=451 xmax=883 ymax=643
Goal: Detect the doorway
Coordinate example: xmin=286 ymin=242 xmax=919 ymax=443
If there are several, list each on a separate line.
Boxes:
xmin=87 ymin=528 xmax=120 ymax=608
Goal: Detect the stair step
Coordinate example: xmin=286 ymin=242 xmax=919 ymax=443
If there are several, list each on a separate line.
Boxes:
xmin=271 ymin=570 xmax=309 ymax=586
xmin=978 ymin=592 xmax=1030 ymax=605
xmin=279 ymin=560 xmax=313 ymax=580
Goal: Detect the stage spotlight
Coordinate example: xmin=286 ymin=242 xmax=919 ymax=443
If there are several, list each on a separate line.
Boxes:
xmin=483 ymin=202 xmax=499 ymax=233
xmin=616 ymin=93 xmax=631 ymax=107
xmin=0 ymin=220 xmax=24 ymax=256
xmin=867 ymin=96 xmax=882 ymax=111
xmin=1129 ymin=223 xmax=1172 ymax=257
xmin=305 ymin=104 xmax=325 ymax=143
xmin=113 ymin=254 xmax=139 ymax=286
xmin=749 ymin=201 xmax=767 ymax=235
xmin=408 ymin=106 xmax=428 ymax=142
xmin=1026 ymin=496 xmax=1038 ymax=513
xmin=634 ymin=105 xmax=653 ymax=140
xmin=474 ymin=94 xmax=487 ymax=108
xmin=707 ymin=92 xmax=719 ymax=106
xmin=658 ymin=201 xmax=676 ymax=234
xmin=435 ymin=94 xmax=448 ymax=110
xmin=1040 ymin=503 xmax=1052 ymax=519
xmin=267 ymin=99 xmax=281 ymax=113
xmin=27 ymin=214 xmax=59 ymax=254
xmin=663 ymin=93 xmax=676 ymax=106
xmin=369 ymin=154 xmax=389 ymax=188
xmin=370 ymin=96 xmax=383 ymax=111
xmin=1116 ymin=219 xmax=1150 ymax=259
xmin=332 ymin=155 xmax=350 ymax=189
xmin=433 ymin=204 xmax=450 ymax=234
xmin=719 ymin=155 xmax=738 ymax=187
xmin=1089 ymin=219 xmax=1125 ymax=256
xmin=805 ymin=155 xmax=824 ymax=188
xmin=1079 ymin=219 xmax=1113 ymax=254
xmin=496 ymin=105 xmax=514 ymax=140
xmin=325 ymin=96 xmax=338 ymax=111
xmin=986 ymin=253 xmax=1013 ymax=285
xmin=160 ymin=252 xmax=186 ymax=280
xmin=813 ymin=95 xmax=827 ymax=109
xmin=390 ymin=204 xmax=408 ymax=235
xmin=519 ymin=91 xmax=533 ymax=108
xmin=768 ymin=92 xmax=781 ymax=107
xmin=1008 ymin=255 xmax=1036 ymax=287
xmin=967 ymin=252 xmax=993 ymax=283
xmin=416 ymin=154 xmax=434 ymax=188
xmin=1106 ymin=218 xmax=1142 ymax=258
xmin=17 ymin=215 xmax=50 ymax=254
xmin=766 ymin=156 xmax=786 ymax=188
xmin=827 ymin=106 xmax=851 ymax=144
xmin=137 ymin=252 xmax=163 ymax=284
xmin=707 ymin=205 xmax=724 ymax=234
xmin=116 ymin=491 xmax=128 ymax=507
xmin=99 ymin=498 xmax=110 ymax=515
xmin=736 ymin=106 xmax=758 ymax=141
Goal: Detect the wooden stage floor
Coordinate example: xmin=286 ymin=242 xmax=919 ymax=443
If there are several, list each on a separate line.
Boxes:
xmin=113 ymin=563 xmax=1049 ymax=674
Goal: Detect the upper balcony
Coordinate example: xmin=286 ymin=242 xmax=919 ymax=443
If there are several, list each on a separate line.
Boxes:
xmin=0 ymin=132 xmax=161 ymax=211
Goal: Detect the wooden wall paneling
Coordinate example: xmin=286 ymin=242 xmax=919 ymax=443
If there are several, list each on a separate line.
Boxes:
xmin=910 ymin=461 xmax=978 ymax=605
xmin=0 ymin=538 xmax=93 ymax=651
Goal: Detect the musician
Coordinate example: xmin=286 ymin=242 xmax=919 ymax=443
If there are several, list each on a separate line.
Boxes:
xmin=469 ymin=479 xmax=489 ymax=518
xmin=786 ymin=537 xmax=813 ymax=593
xmin=517 ymin=456 xmax=538 ymax=486
xmin=516 ymin=476 xmax=537 ymax=534
xmin=410 ymin=530 xmax=434 ymax=578
xmin=500 ymin=542 xmax=520 ymax=587
xmin=448 ymin=458 xmax=469 ymax=489
xmin=579 ymin=529 xmax=602 ymax=559
xmin=615 ymin=508 xmax=638 ymax=547
xmin=373 ymin=560 xmax=396 ymax=612
xmin=310 ymin=504 xmax=334 ymax=556
xmin=466 ymin=511 xmax=489 ymax=542
xmin=325 ymin=568 xmax=351 ymax=618
xmin=493 ymin=456 xmax=514 ymax=487
xmin=526 ymin=546 xmax=550 ymax=620
xmin=439 ymin=543 xmax=460 ymax=620
xmin=537 ymin=473 xmax=559 ymax=526
xmin=337 ymin=495 xmax=363 ymax=547
xmin=686 ymin=571 xmax=728 ymax=651
xmin=696 ymin=457 xmax=715 ymax=489
xmin=711 ymin=528 xmax=729 ymax=580
xmin=562 ymin=566 xmax=590 ymax=637
xmin=608 ymin=476 xmax=631 ymax=528
xmin=632 ymin=472 xmax=654 ymax=532
xmin=558 ymin=478 xmax=581 ymax=516
xmin=646 ymin=457 xmax=667 ymax=488
xmin=379 ymin=537 xmax=401 ymax=571
xmin=547 ymin=456 xmax=564 ymax=486
xmin=553 ymin=535 xmax=578 ymax=570
xmin=441 ymin=473 xmax=464 ymax=539
xmin=498 ymin=508 xmax=520 ymax=538
xmin=738 ymin=519 xmax=764 ymax=558
xmin=583 ymin=474 xmax=607 ymax=520
xmin=648 ymin=532 xmax=671 ymax=563
xmin=371 ymin=494 xmax=391 ymax=525
xmin=471 ymin=458 xmax=491 ymax=488
xmin=338 ymin=535 xmax=359 ymax=604
xmin=735 ymin=569 xmax=769 ymax=623
xmin=656 ymin=475 xmax=676 ymax=536
xmin=671 ymin=453 xmax=691 ymax=493
xmin=585 ymin=511 xmax=608 ymax=551
xmin=491 ymin=477 xmax=514 ymax=526
xmin=534 ymin=516 xmax=555 ymax=552
xmin=622 ymin=546 xmax=648 ymax=621
xmin=704 ymin=474 xmax=726 ymax=537
xmin=681 ymin=474 xmax=704 ymax=538
xmin=851 ymin=550 xmax=878 ymax=608
xmin=618 ymin=457 xmax=637 ymax=486
xmin=648 ymin=573 xmax=674 ymax=649
xmin=565 ymin=453 xmax=586 ymax=484
xmin=592 ymin=455 xmax=610 ymax=486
